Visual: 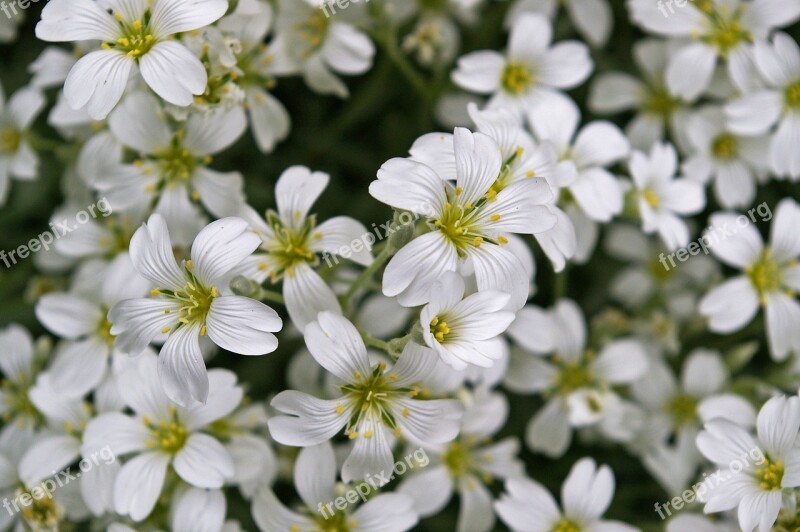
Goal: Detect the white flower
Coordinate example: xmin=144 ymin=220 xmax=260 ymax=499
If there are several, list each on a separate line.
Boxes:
xmin=253 ymin=441 xmax=418 ymax=532
xmin=370 ymin=127 xmax=556 ymax=309
xmin=420 ymin=272 xmax=515 ymax=370
xmin=81 ymin=353 xmax=240 ymax=522
xmin=212 ymin=1 xmax=291 ymax=153
xmin=236 ymin=165 xmax=373 ymax=331
xmin=109 ymin=214 xmax=282 ymax=406
xmin=699 ymin=199 xmax=800 ymax=361
xmin=399 ymin=388 xmax=524 ymax=532
xmin=696 ymin=395 xmax=800 ymax=532
xmin=495 ymin=457 xmax=639 ymax=532
xmin=726 ymin=32 xmax=800 ymax=180
xmin=506 ymin=0 xmax=614 ymax=48
xmin=35 ymin=0 xmax=229 ymax=119
xmin=589 ymin=39 xmax=693 ymax=153
xmin=272 ymin=0 xmax=375 ymax=98
xmin=0 ymin=83 xmax=45 ymax=205
xmin=629 ymin=142 xmax=706 ymax=251
xmin=683 ymin=105 xmax=769 ymax=208
xmin=452 ymin=12 xmax=592 ymax=118
xmin=627 ymin=0 xmax=800 ymax=100
xmin=35 ymin=261 xmax=150 ymax=398
xmin=172 ymin=487 xmax=227 ymax=532
xmin=504 ymin=299 xmax=648 ymax=457
xmin=96 ymin=92 xmax=248 ymax=240
xmin=528 ymin=92 xmax=628 ymax=260
xmin=268 ymin=312 xmax=463 ymax=483
xmin=0 ymin=324 xmax=44 ymax=439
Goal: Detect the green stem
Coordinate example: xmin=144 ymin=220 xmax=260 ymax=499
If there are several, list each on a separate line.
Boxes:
xmin=342 ymin=245 xmax=393 ymax=306
xmin=361 ymin=332 xmax=391 ymax=353
xmin=258 ymin=289 xmax=285 ymax=306
xmin=553 ymin=265 xmax=569 ymax=302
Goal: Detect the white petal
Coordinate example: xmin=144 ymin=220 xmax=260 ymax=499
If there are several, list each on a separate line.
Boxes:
xmin=283 ymin=263 xmax=342 ymax=332
xmin=561 ymin=458 xmax=614 ymax=521
xmin=508 ymin=12 xmax=552 ymax=58
xmin=699 ymin=277 xmax=759 ymax=334
xmin=303 ymin=52 xmax=348 ymax=97
xmin=725 ymin=91 xmax=783 ymax=136
xmin=572 ymin=122 xmax=630 ymax=168
xmin=294 ymin=442 xmax=336 ymax=509
xmin=526 ymin=398 xmax=571 ymax=457
xmin=370 ymin=157 xmax=446 ymax=214
xmin=191 ymin=216 xmax=260 ymax=285
xmin=35 ymin=293 xmax=102 ymax=339
xmin=311 ymin=216 xmax=374 ymax=267
xmin=19 ymin=435 xmax=80 ymax=486
xmin=321 ymin=22 xmax=374 ymax=75
xmin=398 ymin=466 xmax=453 ymax=517
xmin=206 ymin=295 xmax=281 ymax=355
xmin=705 ymin=212 xmax=764 ymax=268
xmin=173 ymin=433 xmax=234 ymax=488
xmin=182 ymin=369 xmax=243 ymax=430
xmin=35 ymin=0 xmax=119 ymax=42
xmin=468 ymin=244 xmax=530 ymax=310
xmin=303 ymin=311 xmax=371 ymax=382
xmin=63 ymin=50 xmax=133 ymax=120
xmin=666 ymin=43 xmax=718 ymax=101
xmin=171 ymin=487 xmax=226 ymax=532
xmin=150 ymin=0 xmax=228 ymax=35
xmin=566 ymin=0 xmax=612 ymax=47
xmin=451 ymin=51 xmax=505 ymax=94
xmin=108 ymin=297 xmax=179 ymax=356
xmin=764 ymin=292 xmax=800 ymax=361
xmin=393 ymin=397 xmax=463 ymax=444
xmin=158 ymin=323 xmax=208 ymax=406
xmin=139 ymin=41 xmax=207 ymax=107
xmin=274 ymin=165 xmax=328 ymax=226
xmin=183 ymin=105 xmax=247 ymax=156
xmin=771 ymin=114 xmax=800 ymax=179
xmin=46 ymin=338 xmax=109 ymax=398
xmin=457 ymin=478 xmax=495 ymax=532
xmin=193 ymin=167 xmax=246 ymax=218
xmin=113 ymin=452 xmax=170 ymax=521
xmin=454 ymin=128 xmax=503 ymax=206
xmin=496 ymin=476 xmax=560 ymax=532
xmin=538 ymin=41 xmax=593 ymax=89
xmin=268 ymin=390 xmax=349 ymax=446
xmin=591 ymin=339 xmax=647 ymax=384
xmin=108 ymin=92 xmax=171 ymax=154
xmin=81 ymin=412 xmax=151 ymax=457
xmin=682 ymin=349 xmax=727 ymax=397
xmin=350 ymin=493 xmax=418 ymax=531
xmin=246 ymin=88 xmax=290 ymax=153
xmin=129 ymin=213 xmax=186 ymax=290
xmin=382 ymin=231 xmax=459 ymax=306
xmin=770 ymin=198 xmax=800 ymax=262
xmin=588 ymin=73 xmax=643 ymax=114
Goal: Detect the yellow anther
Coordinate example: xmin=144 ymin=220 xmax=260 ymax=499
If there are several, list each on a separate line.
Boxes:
xmin=402 ymin=407 xmax=410 ymax=417
xmin=490 ymin=214 xmax=501 ymax=222
xmin=150 ymin=289 xmax=161 ymax=296
xmin=161 ymin=326 xmax=171 ymax=334
xmin=335 ymin=405 xmax=344 ymax=414
xmin=498 ymin=236 xmax=509 ymax=244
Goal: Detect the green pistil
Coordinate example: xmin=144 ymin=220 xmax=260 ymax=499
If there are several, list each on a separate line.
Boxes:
xmin=644 ymin=86 xmax=680 ymax=119
xmin=554 ymin=358 xmax=594 ymax=395
xmin=263 ymin=210 xmax=318 ymax=280
xmin=103 ymin=12 xmax=156 ymax=58
xmin=701 ymin=8 xmax=752 ymax=56
xmin=0 ymin=128 xmax=20 ymax=153
xmin=143 ymin=408 xmax=188 ymax=455
xmin=552 ymin=518 xmax=582 ymax=532
xmin=785 ymin=81 xmax=800 ymax=110
xmin=666 ymin=394 xmax=698 ymax=427
xmin=746 ymin=249 xmax=783 ymax=303
xmin=296 ymin=9 xmax=330 ymax=57
xmin=711 ymin=133 xmax=738 ymax=160
xmin=339 ymin=363 xmax=411 ymax=440
xmin=501 ymin=63 xmax=533 ymax=95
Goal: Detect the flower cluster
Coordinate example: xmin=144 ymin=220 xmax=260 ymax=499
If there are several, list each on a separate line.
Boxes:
xmin=0 ymin=0 xmax=799 ymax=530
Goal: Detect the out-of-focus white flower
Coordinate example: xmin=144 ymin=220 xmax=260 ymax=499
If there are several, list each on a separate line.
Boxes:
xmin=420 ymin=272 xmax=514 ymax=370
xmin=726 ymin=32 xmax=800 ymax=180
xmin=506 ymin=0 xmax=613 ymax=48
xmin=35 ymin=0 xmax=229 ymax=118
xmin=683 ymin=105 xmax=770 ymax=208
xmin=253 ymin=441 xmax=419 ymax=532
xmin=696 ymin=395 xmax=800 ymax=532
xmin=495 ymin=457 xmax=639 ymax=532
xmin=268 ymin=312 xmax=463 ymax=482
xmin=451 ymin=13 xmax=592 ymax=118
xmin=629 ymin=142 xmax=706 ymax=251
xmin=272 ymin=0 xmax=375 ymax=98
xmin=109 ymin=214 xmax=282 ymax=406
xmin=82 ymin=353 xmax=240 ymax=521
xmin=504 ymin=299 xmax=648 ymax=457
xmin=628 ymin=0 xmax=800 ymax=100
xmin=400 ymin=387 xmax=524 ymax=532
xmin=0 ymin=83 xmax=45 ymax=205
xmin=699 ymin=199 xmax=800 ymax=360
xmin=0 ymin=324 xmax=44 ymax=441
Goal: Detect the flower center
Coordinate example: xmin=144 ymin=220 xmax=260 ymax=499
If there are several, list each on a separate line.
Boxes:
xmin=443 ymin=440 xmax=474 ymax=477
xmin=643 ymin=189 xmax=660 ymax=209
xmin=755 ymin=457 xmax=784 ymax=490
xmin=711 ymin=133 xmax=738 ymax=160
xmin=1 ymin=378 xmax=43 ymax=426
xmin=339 ymin=363 xmax=411 ymax=439
xmin=433 ymin=189 xmax=503 ymax=257
xmin=501 ymin=62 xmax=533 ymax=95
xmin=97 ymin=314 xmax=115 ymax=345
xmin=262 ymin=211 xmax=318 ymax=280
xmin=666 ymin=394 xmax=698 ymax=426
xmin=416 ymin=0 xmax=448 ymax=12
xmin=155 ymin=262 xmax=218 ymax=335
xmin=429 ymin=316 xmax=451 ymax=343
xmin=644 ymin=86 xmax=680 ymax=119
xmin=552 ymin=519 xmax=582 ymax=532
xmin=307 ymin=511 xmax=354 ymax=532
xmin=703 ymin=10 xmax=751 ymax=55
xmin=153 ymin=137 xmax=201 ymax=183
xmin=296 ymin=9 xmax=330 ymax=56
xmin=0 ymin=128 xmax=20 ymax=153
xmin=746 ymin=250 xmax=783 ymax=301
xmin=104 ymin=13 xmax=157 ymax=58
xmin=18 ymin=488 xmax=62 ymax=529
xmin=785 ymin=81 xmax=800 ymax=110
xmin=144 ymin=408 xmax=188 ymax=455
xmin=555 ymin=361 xmax=594 ymax=395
